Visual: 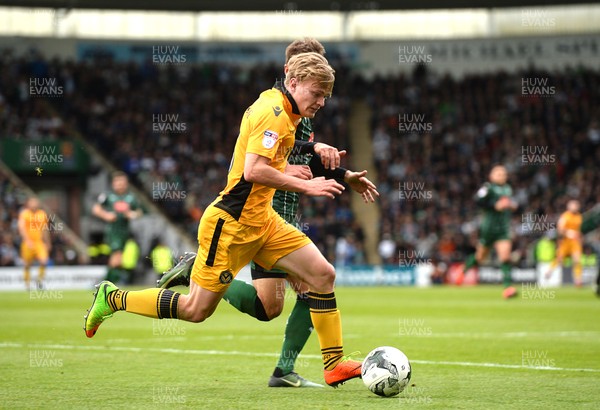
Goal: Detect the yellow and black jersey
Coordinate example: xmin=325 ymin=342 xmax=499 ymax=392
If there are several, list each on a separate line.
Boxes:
xmin=18 ymin=208 xmax=48 ymax=242
xmin=559 ymin=210 xmax=582 ymax=236
xmin=213 ymin=87 xmax=302 ymax=227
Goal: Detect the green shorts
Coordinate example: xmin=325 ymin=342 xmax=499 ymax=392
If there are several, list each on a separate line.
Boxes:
xmin=106 ymin=233 xmax=128 ymax=252
xmin=479 ymin=228 xmax=511 ymax=247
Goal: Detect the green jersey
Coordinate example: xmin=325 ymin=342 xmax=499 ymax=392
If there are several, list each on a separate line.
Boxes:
xmin=271 ymin=117 xmax=313 ymax=224
xmin=475 ymin=182 xmax=513 ymax=245
xmin=582 ymin=204 xmax=600 ymax=234
xmin=97 ymin=191 xmax=139 ymax=249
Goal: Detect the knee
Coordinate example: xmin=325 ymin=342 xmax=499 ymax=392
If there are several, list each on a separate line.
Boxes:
xmin=261 ymin=298 xmax=284 ymax=321
xmin=312 ymin=262 xmax=336 ymax=291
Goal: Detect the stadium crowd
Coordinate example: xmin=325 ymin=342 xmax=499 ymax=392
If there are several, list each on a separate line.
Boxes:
xmin=0 ymin=48 xmax=364 ymax=264
xmin=370 ymin=65 xmax=600 ymax=266
xmin=1 ymin=47 xmax=599 ymax=268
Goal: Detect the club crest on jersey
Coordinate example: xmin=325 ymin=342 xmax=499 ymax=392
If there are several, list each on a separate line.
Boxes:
xmin=219 ymin=270 xmax=233 ymax=284
xmin=262 ymin=130 xmax=279 ymax=149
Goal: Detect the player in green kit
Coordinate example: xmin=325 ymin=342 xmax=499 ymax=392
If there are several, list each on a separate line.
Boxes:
xmin=461 ymin=165 xmax=518 ymax=299
xmin=580 ymin=204 xmax=600 ymax=296
xmin=158 ymin=38 xmax=378 ymax=388
xmin=92 ymin=172 xmax=142 ymax=283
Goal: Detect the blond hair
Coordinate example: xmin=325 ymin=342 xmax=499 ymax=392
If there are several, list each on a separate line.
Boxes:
xmin=284 ymin=52 xmax=335 ymax=96
xmin=285 ymin=38 xmax=325 ymax=62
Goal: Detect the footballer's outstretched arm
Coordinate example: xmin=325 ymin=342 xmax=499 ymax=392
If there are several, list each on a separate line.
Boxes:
xmin=293 ymin=140 xmax=347 ymax=170
xmin=244 ymin=153 xmax=344 ymax=199
xmin=309 ymin=154 xmax=379 ymax=203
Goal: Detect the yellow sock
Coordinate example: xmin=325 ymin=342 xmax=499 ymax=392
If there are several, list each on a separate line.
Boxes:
xmin=106 ymin=288 xmax=180 ymax=319
xmin=24 ymin=267 xmax=31 ymax=288
xmin=307 ymin=291 xmax=343 ymax=370
xmin=38 ymin=265 xmax=46 ymax=282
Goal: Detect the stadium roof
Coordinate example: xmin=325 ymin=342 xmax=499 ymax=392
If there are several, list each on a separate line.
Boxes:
xmin=1 ymin=0 xmax=597 ymax=12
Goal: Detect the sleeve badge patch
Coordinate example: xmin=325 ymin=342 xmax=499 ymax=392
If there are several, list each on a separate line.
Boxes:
xmin=262 ymin=130 xmax=279 ymax=149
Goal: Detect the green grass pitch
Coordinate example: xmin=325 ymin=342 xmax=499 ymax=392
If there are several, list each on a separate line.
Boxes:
xmin=1 ymin=285 xmax=599 ymax=409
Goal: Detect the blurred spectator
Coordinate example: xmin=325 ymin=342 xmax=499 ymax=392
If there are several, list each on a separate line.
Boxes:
xmin=0 ymin=48 xmax=363 ymax=265
xmin=370 ymin=65 xmax=600 ymax=265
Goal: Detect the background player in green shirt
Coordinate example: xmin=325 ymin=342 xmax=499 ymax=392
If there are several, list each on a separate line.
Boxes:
xmin=158 ymin=38 xmax=378 ymax=388
xmin=92 ymin=171 xmax=142 ymax=283
xmin=580 ymin=204 xmax=600 ymax=296
xmin=462 ymin=165 xmax=518 ymax=299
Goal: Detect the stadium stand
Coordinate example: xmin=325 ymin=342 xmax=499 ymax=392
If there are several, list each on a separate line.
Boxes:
xmin=0 ymin=49 xmax=365 ymax=264
xmin=370 ymin=65 xmax=600 ymax=266
xmin=2 ymin=47 xmax=599 ymax=269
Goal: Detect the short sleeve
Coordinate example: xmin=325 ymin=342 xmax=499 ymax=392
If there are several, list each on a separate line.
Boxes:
xmin=245 ymin=106 xmax=290 ymax=161
xmin=97 ymin=193 xmax=108 ymax=208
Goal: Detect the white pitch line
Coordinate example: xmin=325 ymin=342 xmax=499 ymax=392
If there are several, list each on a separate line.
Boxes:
xmin=410 ymin=359 xmax=600 ymax=373
xmin=395 ymin=331 xmax=600 ymax=339
xmin=2 ymin=342 xmax=599 ymax=373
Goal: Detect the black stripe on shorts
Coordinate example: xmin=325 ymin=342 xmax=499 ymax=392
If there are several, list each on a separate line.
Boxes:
xmin=206 ymin=218 xmax=225 ymax=267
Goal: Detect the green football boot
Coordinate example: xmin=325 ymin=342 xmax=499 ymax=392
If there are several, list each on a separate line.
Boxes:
xmin=157 ymin=252 xmax=196 ymax=289
xmin=84 ymin=281 xmax=118 ymax=338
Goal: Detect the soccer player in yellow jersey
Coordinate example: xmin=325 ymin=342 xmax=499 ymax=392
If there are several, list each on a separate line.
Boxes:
xmin=546 ymin=199 xmax=583 ymax=286
xmin=84 ymin=52 xmax=363 ymax=387
xmin=18 ymin=197 xmax=51 ymax=290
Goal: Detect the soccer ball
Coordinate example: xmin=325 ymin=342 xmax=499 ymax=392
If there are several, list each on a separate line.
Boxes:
xmin=361 ymin=346 xmax=411 ymax=397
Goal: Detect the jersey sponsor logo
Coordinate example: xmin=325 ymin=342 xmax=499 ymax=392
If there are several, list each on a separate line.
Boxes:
xmin=219 ymin=270 xmax=233 ymax=284
xmin=113 ymin=200 xmax=131 ymax=213
xmin=272 ymin=106 xmax=283 ymax=117
xmin=262 ymin=130 xmax=279 ymax=149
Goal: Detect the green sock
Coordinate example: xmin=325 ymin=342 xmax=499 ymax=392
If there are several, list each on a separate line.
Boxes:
xmin=106 ymin=267 xmax=120 ymax=283
xmin=464 ymin=254 xmax=478 ymax=270
xmin=223 ymin=280 xmax=269 ymax=321
xmin=275 ymin=294 xmax=313 ymax=375
xmin=501 ymin=262 xmax=512 ymax=288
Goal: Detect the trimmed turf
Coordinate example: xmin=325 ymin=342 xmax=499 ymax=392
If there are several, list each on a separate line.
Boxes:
xmin=1 ymin=285 xmax=599 ymax=409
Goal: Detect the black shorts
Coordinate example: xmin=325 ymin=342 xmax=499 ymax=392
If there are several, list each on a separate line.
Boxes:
xmin=250 ymin=260 xmax=287 ymax=280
